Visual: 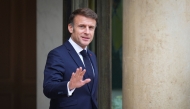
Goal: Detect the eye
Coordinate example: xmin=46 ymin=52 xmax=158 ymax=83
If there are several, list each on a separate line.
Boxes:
xmin=79 ymin=25 xmax=85 ymax=28
xmin=89 ymin=26 xmax=95 ymax=30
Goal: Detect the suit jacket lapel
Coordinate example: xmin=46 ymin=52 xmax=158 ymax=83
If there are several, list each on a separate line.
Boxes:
xmin=87 ymin=50 xmax=98 ymax=95
xmin=88 ymin=50 xmax=98 ymax=109
xmin=64 ymin=41 xmax=84 ymax=68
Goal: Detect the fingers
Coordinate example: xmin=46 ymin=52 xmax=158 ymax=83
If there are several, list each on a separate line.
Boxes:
xmin=75 ymin=67 xmax=86 ymax=77
xmin=69 ymin=67 xmax=89 ymax=89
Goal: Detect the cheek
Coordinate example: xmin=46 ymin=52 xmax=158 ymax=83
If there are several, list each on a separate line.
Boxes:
xmin=91 ymin=33 xmax=95 ymax=39
xmin=91 ymin=31 xmax=95 ymax=36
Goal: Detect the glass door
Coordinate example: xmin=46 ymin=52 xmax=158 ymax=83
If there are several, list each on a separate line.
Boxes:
xmin=112 ymin=0 xmax=123 ymax=108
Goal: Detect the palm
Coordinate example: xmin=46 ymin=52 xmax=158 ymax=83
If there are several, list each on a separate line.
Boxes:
xmin=69 ymin=67 xmax=91 ymax=90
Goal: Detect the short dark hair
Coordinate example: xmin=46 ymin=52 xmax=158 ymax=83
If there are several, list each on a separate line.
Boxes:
xmin=69 ymin=8 xmax=98 ymax=25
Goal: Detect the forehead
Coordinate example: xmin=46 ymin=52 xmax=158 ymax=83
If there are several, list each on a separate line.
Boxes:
xmin=73 ymin=15 xmax=96 ymax=26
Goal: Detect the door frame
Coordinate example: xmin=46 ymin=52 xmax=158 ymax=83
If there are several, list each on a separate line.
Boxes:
xmin=63 ymin=0 xmax=112 ymax=108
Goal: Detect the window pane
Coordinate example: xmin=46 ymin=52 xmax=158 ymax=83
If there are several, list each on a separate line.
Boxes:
xmin=112 ymin=0 xmax=123 ymax=108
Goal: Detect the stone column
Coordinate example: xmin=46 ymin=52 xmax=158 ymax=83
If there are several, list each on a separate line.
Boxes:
xmin=123 ymin=0 xmax=190 ymax=109
xmin=37 ymin=0 xmax=63 ymax=109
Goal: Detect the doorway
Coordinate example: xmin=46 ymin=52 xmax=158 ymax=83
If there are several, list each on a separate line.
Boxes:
xmin=0 ymin=0 xmax=36 ymax=109
xmin=63 ymin=0 xmax=112 ymax=109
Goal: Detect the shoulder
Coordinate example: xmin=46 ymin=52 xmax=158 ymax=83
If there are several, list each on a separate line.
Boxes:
xmin=87 ymin=50 xmax=96 ymax=57
xmin=49 ymin=44 xmax=65 ymax=54
xmin=49 ymin=41 xmax=71 ymax=53
xmin=47 ymin=41 xmax=72 ymax=57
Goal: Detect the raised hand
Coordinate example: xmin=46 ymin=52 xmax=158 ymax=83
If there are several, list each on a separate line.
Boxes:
xmin=68 ymin=67 xmax=91 ymax=90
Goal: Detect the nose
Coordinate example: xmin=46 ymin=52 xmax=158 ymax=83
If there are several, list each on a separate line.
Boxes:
xmin=84 ymin=27 xmax=90 ymax=34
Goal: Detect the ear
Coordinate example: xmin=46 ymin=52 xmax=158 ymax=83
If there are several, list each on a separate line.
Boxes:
xmin=68 ymin=24 xmax=73 ymax=33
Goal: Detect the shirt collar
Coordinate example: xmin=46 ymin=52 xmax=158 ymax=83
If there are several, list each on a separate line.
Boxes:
xmin=68 ymin=37 xmax=87 ymax=54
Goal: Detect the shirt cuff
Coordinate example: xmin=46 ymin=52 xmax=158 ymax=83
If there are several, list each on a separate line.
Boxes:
xmin=67 ymin=81 xmax=75 ymax=96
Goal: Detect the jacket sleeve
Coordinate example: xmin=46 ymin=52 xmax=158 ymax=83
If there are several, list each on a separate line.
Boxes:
xmin=43 ymin=50 xmax=68 ymax=99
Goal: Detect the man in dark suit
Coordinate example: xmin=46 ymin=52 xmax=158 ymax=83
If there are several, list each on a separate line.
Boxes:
xmin=43 ymin=8 xmax=98 ymax=109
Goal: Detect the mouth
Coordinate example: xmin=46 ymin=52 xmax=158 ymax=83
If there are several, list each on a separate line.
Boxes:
xmin=81 ymin=36 xmax=90 ymax=41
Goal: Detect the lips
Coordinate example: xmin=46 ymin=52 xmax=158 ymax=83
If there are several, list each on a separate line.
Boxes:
xmin=81 ymin=36 xmax=90 ymax=41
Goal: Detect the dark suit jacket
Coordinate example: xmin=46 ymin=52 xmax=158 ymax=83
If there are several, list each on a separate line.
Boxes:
xmin=43 ymin=41 xmax=98 ymax=109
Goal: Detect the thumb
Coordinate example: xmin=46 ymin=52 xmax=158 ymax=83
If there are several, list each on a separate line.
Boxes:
xmin=83 ymin=79 xmax=91 ymax=84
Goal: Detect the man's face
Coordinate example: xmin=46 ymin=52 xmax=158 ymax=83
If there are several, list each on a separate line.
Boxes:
xmin=68 ymin=15 xmax=96 ymax=49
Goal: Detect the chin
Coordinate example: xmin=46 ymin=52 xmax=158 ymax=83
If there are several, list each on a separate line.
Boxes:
xmin=83 ymin=44 xmax=89 ymax=47
xmin=81 ymin=42 xmax=90 ymax=46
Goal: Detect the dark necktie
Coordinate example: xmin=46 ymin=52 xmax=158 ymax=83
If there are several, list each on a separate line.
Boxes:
xmin=80 ymin=50 xmax=94 ymax=90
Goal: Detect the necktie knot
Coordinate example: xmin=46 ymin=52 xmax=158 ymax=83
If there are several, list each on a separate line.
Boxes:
xmin=80 ymin=50 xmax=88 ymax=57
